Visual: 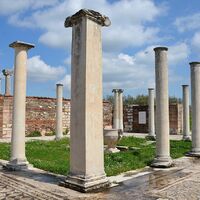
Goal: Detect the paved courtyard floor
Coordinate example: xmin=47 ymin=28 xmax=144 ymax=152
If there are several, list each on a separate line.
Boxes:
xmin=0 ymin=156 xmax=200 ymax=199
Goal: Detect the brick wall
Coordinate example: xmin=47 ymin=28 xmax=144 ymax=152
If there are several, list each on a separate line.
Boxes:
xmin=124 ymin=103 xmax=183 ymax=134
xmin=0 ymin=96 xmax=113 ymax=138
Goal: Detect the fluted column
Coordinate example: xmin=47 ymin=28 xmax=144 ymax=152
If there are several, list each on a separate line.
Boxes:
xmin=62 ymin=9 xmax=111 ymax=192
xmin=112 ymin=89 xmax=119 ymax=129
xmin=56 ymin=84 xmax=63 ymax=140
xmin=151 ymin=47 xmax=173 ymax=167
xmin=182 ymin=85 xmax=191 ymax=141
xmin=2 ymin=69 xmax=13 ymax=96
xmin=188 ymin=62 xmax=200 ymax=156
xmin=148 ymin=88 xmax=156 ymax=138
xmin=6 ymin=41 xmax=34 ymax=170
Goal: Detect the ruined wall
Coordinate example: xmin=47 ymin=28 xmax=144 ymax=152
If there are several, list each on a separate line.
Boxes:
xmin=0 ymin=96 xmax=113 ymax=137
xmin=124 ymin=103 xmax=183 ymax=134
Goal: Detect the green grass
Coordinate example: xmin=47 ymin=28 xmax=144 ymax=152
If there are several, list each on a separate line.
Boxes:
xmin=0 ymin=137 xmax=192 ymax=177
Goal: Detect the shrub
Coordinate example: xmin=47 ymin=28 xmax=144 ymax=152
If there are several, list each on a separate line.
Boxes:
xmin=45 ymin=130 xmax=55 ymax=136
xmin=27 ymin=131 xmax=41 ymax=137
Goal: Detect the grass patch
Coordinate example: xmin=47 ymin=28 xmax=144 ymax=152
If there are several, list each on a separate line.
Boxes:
xmin=0 ymin=137 xmax=192 ymax=176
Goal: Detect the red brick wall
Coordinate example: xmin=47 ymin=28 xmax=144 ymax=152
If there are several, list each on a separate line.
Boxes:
xmin=0 ymin=96 xmax=113 ymax=137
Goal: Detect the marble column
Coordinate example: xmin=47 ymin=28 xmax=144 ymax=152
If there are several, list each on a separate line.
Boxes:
xmin=182 ymin=85 xmax=191 ymax=141
xmin=61 ymin=9 xmax=111 ymax=192
xmin=118 ymin=89 xmax=124 ymax=131
xmin=188 ymin=62 xmax=200 ymax=156
xmin=112 ymin=89 xmax=119 ymax=129
xmin=148 ymin=88 xmax=156 ymax=139
xmin=2 ymin=69 xmax=13 ymax=96
xmin=151 ymin=47 xmax=173 ymax=167
xmin=56 ymin=84 xmax=63 ymax=140
xmin=6 ymin=41 xmax=34 ymax=170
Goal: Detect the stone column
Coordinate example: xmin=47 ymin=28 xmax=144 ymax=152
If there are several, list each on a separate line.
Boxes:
xmin=182 ymin=85 xmax=191 ymax=141
xmin=0 ymin=78 xmax=2 ymax=95
xmin=118 ymin=89 xmax=124 ymax=131
xmin=56 ymin=84 xmax=63 ymax=140
xmin=62 ymin=9 xmax=111 ymax=192
xmin=147 ymin=88 xmax=156 ymax=139
xmin=112 ymin=89 xmax=119 ymax=129
xmin=2 ymin=69 xmax=13 ymax=96
xmin=151 ymin=47 xmax=173 ymax=167
xmin=188 ymin=62 xmax=200 ymax=156
xmin=6 ymin=41 xmax=34 ymax=170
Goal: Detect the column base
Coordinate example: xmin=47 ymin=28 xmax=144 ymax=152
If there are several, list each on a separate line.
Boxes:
xmin=186 ymin=151 xmax=200 ymax=157
xmin=145 ymin=135 xmax=156 ymax=141
xmin=151 ymin=156 xmax=173 ymax=168
xmin=182 ymin=135 xmax=191 ymax=141
xmin=60 ymin=173 xmax=110 ymax=193
xmin=3 ymin=158 xmax=30 ymax=171
xmin=105 ymin=147 xmax=120 ymax=153
xmin=55 ymin=136 xmax=63 ymax=140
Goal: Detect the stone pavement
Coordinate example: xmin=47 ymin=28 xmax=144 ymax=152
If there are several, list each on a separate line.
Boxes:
xmin=0 ymin=156 xmax=200 ymax=199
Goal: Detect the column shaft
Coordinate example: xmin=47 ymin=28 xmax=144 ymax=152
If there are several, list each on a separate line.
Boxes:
xmin=112 ymin=90 xmax=119 ymax=129
xmin=148 ymin=88 xmax=155 ymax=137
xmin=182 ymin=85 xmax=191 ymax=140
xmin=118 ymin=89 xmax=123 ymax=131
xmin=56 ymin=84 xmax=63 ymax=140
xmin=151 ymin=47 xmax=172 ymax=167
xmin=62 ymin=9 xmax=110 ymax=192
xmin=7 ymin=41 xmax=34 ymax=170
xmin=190 ymin=62 xmax=200 ymax=155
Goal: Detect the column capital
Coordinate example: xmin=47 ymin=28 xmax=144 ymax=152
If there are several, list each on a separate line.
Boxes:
xmin=9 ymin=41 xmax=35 ymax=50
xmin=112 ymin=89 xmax=120 ymax=93
xmin=64 ymin=9 xmax=111 ymax=28
xmin=189 ymin=62 xmax=200 ymax=66
xmin=56 ymin=83 xmax=63 ymax=87
xmin=2 ymin=69 xmax=13 ymax=76
xmin=182 ymin=84 xmax=189 ymax=87
xmin=148 ymin=88 xmax=154 ymax=91
xmin=154 ymin=46 xmax=168 ymax=52
xmin=118 ymin=89 xmax=124 ymax=93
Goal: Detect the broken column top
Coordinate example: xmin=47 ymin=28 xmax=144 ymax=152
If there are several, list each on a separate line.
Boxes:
xmin=2 ymin=69 xmax=13 ymax=76
xmin=64 ymin=9 xmax=111 ymax=27
xmin=9 ymin=41 xmax=35 ymax=49
xmin=112 ymin=89 xmax=123 ymax=93
xmin=148 ymin=88 xmax=154 ymax=90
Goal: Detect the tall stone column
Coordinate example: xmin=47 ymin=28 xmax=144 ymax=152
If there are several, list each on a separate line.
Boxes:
xmin=151 ymin=47 xmax=173 ymax=167
xmin=56 ymin=84 xmax=63 ymax=140
xmin=6 ymin=41 xmax=34 ymax=170
xmin=62 ymin=9 xmax=111 ymax=192
xmin=118 ymin=89 xmax=124 ymax=131
xmin=182 ymin=85 xmax=191 ymax=141
xmin=112 ymin=89 xmax=119 ymax=129
xmin=188 ymin=62 xmax=200 ymax=156
xmin=148 ymin=88 xmax=156 ymax=139
xmin=2 ymin=69 xmax=13 ymax=96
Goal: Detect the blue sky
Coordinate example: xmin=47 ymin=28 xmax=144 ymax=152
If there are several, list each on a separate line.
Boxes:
xmin=0 ymin=0 xmax=200 ymax=99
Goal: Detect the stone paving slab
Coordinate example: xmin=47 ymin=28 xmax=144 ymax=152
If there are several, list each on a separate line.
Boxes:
xmin=0 ymin=157 xmax=199 ymax=199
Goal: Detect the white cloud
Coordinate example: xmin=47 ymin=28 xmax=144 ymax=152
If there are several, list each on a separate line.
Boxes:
xmin=0 ymin=0 xmax=58 ymax=15
xmin=57 ymin=74 xmax=71 ymax=92
xmin=27 ymin=55 xmax=65 ymax=82
xmin=103 ymin=43 xmax=189 ymax=91
xmin=192 ymin=32 xmax=200 ymax=50
xmin=5 ymin=0 xmax=166 ymax=51
xmin=174 ymin=13 xmax=200 ymax=32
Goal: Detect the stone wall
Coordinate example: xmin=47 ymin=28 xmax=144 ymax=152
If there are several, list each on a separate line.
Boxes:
xmin=124 ymin=103 xmax=183 ymax=134
xmin=0 ymin=95 xmax=113 ymax=138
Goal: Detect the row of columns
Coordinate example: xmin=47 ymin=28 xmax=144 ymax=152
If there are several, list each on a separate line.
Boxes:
xmin=5 ymin=8 xmax=200 ymax=193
